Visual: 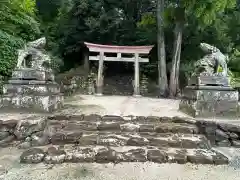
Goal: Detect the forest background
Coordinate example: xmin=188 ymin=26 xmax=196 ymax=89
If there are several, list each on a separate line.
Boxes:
xmin=1 ymin=0 xmax=240 ymax=97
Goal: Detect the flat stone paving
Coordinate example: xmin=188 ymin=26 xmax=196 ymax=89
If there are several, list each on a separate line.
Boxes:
xmin=0 ymin=94 xmax=240 ymax=180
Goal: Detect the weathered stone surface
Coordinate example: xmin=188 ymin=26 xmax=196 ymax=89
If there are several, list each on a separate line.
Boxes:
xmin=228 ymin=132 xmax=239 ymax=139
xmin=18 ymin=141 xmax=32 ymax=149
xmin=79 ymin=134 xmax=98 ymax=145
xmin=139 ymin=124 xmax=154 ymax=132
xmin=67 ymin=115 xmax=84 ymax=121
xmin=145 ymin=116 xmax=161 ymax=122
xmin=160 ymin=116 xmax=172 ymax=122
xmin=102 ymin=115 xmax=123 ymax=122
xmin=44 ymin=147 xmax=66 ymax=164
xmin=232 ymin=140 xmax=240 ymax=147
xmin=123 ymin=149 xmax=147 ymax=162
xmin=20 ymin=148 xmax=45 ymax=163
xmin=167 ymin=150 xmax=187 ymax=164
xmin=98 ymin=122 xmax=121 ymax=131
xmin=98 ymin=135 xmax=127 ymax=146
xmin=127 ymin=137 xmax=149 ymax=146
xmin=187 ymin=151 xmax=213 ymax=164
xmin=120 ymin=123 xmax=139 ymax=132
xmin=0 ymin=135 xmax=15 ymax=147
xmin=196 ymin=121 xmax=217 ymax=143
xmin=212 ymin=151 xmax=229 ymax=165
xmin=43 ymin=124 xmax=63 ymax=138
xmin=31 ymin=132 xmax=49 ymax=146
xmin=171 ymin=116 xmax=194 ymax=124
xmin=122 ymin=115 xmax=134 ymax=121
xmin=148 ymin=137 xmax=175 ymax=147
xmin=2 ymin=120 xmax=18 ymax=129
xmin=83 ymin=114 xmax=101 ymax=121
xmin=0 ymin=131 xmax=10 ymax=141
xmin=4 ymin=83 xmax=60 ymax=94
xmin=51 ymin=131 xmax=83 ymax=145
xmin=0 ymin=94 xmax=63 ymax=113
xmin=64 ymin=122 xmax=98 ymax=131
xmin=180 ymin=137 xmax=210 ymax=149
xmin=95 ymin=148 xmax=119 ymax=163
xmin=218 ymin=123 xmax=240 ymax=133
xmin=134 ymin=116 xmax=146 ymax=122
xmin=14 ymin=119 xmax=46 ymax=140
xmin=65 ymin=147 xmax=95 ymax=163
xmin=48 ymin=115 xmax=71 ymax=121
xmin=216 ymin=139 xmax=231 ymax=147
xmin=155 ymin=123 xmax=198 ymax=134
xmin=179 ymin=87 xmax=239 ymax=118
xmin=147 ymin=150 xmax=167 ymax=163
xmin=215 ymin=129 xmax=229 ymax=141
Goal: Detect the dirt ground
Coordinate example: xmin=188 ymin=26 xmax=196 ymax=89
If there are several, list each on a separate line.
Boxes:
xmin=0 ymin=94 xmax=240 ymax=180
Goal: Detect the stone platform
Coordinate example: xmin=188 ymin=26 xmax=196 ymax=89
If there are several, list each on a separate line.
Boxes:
xmin=179 ymin=85 xmax=239 ymax=118
xmin=0 ymin=68 xmax=63 ymax=112
xmin=0 ymin=94 xmax=63 ymax=112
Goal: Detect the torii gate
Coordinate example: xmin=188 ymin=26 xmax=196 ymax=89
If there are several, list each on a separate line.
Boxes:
xmin=84 ymin=42 xmax=153 ymax=96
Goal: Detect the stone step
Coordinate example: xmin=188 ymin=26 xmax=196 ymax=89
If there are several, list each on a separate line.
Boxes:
xmin=46 ymin=116 xmax=198 ymax=134
xmin=49 ymin=131 xmax=210 ymax=149
xmin=48 ymin=114 xmax=195 ymax=124
xmin=20 ymin=145 xmax=228 ymax=165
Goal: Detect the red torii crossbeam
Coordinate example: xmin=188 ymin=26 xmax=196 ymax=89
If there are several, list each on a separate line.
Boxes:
xmin=84 ymin=42 xmax=153 ymax=96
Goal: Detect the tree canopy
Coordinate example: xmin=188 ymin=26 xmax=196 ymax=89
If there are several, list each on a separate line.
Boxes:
xmin=1 ymin=0 xmax=240 ymax=92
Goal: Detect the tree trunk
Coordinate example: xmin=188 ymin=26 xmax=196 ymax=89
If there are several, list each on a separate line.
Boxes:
xmin=157 ymin=0 xmax=168 ymax=97
xmin=169 ymin=21 xmax=183 ymax=97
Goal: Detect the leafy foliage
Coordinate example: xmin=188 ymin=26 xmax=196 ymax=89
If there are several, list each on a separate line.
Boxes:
xmin=0 ymin=0 xmax=40 ymax=76
xmin=1 ymin=0 xmax=240 ymax=90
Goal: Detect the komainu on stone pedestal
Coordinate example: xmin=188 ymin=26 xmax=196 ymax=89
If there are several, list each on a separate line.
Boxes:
xmin=0 ymin=37 xmax=63 ymax=112
xmin=179 ymin=43 xmax=239 ymax=118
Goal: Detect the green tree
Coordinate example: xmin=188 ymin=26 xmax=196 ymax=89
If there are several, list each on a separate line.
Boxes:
xmin=169 ymin=0 xmax=237 ymax=97
xmin=0 ymin=0 xmax=40 ymax=76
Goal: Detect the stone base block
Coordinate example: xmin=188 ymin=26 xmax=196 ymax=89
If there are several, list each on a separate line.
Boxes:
xmin=12 ymin=68 xmax=54 ymax=81
xmin=179 ymin=86 xmax=239 ymax=118
xmin=0 ymin=93 xmax=64 ymax=112
xmin=189 ymin=75 xmax=230 ymax=86
xmin=3 ymin=83 xmax=60 ymax=94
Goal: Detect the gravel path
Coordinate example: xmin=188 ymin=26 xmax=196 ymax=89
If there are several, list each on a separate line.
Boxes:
xmin=0 ymin=161 xmax=240 ymax=180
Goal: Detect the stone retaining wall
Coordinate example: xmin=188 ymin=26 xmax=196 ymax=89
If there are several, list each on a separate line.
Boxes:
xmin=196 ymin=120 xmax=240 ymax=147
xmin=0 ymin=115 xmax=240 ymax=165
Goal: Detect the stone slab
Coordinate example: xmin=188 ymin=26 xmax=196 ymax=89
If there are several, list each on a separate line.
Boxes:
xmin=19 ymin=146 xmax=229 ymax=165
xmin=179 ymin=87 xmax=239 ymax=118
xmin=189 ymin=75 xmax=230 ymax=86
xmin=8 ymin=80 xmax=56 ymax=85
xmin=3 ymin=84 xmax=60 ymax=94
xmin=0 ymin=94 xmax=64 ymax=112
xmin=11 ymin=68 xmax=54 ymax=81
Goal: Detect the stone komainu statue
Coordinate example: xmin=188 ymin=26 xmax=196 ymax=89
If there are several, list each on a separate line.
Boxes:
xmin=17 ymin=37 xmax=52 ymax=71
xmin=194 ymin=43 xmax=229 ymax=77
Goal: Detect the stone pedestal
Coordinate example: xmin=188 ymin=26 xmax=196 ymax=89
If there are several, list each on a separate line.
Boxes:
xmin=179 ymin=75 xmax=239 ymax=118
xmin=0 ymin=68 xmax=63 ymax=112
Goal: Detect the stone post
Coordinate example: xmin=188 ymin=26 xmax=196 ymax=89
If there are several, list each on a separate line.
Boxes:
xmin=133 ymin=53 xmax=140 ymax=97
xmin=83 ymin=50 xmax=90 ymax=73
xmin=96 ymin=51 xmax=104 ymax=96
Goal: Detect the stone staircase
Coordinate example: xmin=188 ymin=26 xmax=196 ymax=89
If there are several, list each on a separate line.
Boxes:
xmin=17 ymin=115 xmax=231 ymax=165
